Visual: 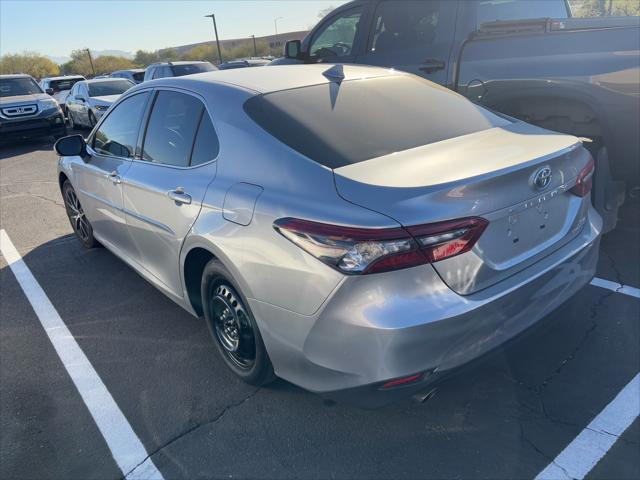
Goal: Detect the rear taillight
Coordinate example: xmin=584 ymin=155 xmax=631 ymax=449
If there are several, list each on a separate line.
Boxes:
xmin=380 ymin=373 xmax=423 ymax=389
xmin=273 ymin=216 xmax=488 ymax=275
xmin=570 ymin=157 xmax=595 ymax=197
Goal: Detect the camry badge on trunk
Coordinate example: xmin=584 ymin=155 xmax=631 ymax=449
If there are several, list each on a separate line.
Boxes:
xmin=532 ymin=166 xmax=552 ymax=191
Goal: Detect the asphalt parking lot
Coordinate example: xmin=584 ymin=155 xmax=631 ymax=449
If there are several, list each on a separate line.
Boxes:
xmin=1 ymin=134 xmax=638 ymax=480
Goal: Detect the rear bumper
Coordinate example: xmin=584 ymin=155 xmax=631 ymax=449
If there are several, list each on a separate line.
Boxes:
xmin=0 ymin=109 xmax=66 ymax=140
xmin=250 ymin=205 xmax=602 ymax=407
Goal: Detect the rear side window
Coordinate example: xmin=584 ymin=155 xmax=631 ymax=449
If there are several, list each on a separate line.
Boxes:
xmin=244 ymin=75 xmax=510 ymax=169
xmin=190 ymin=113 xmax=219 ymax=166
xmin=369 ymin=0 xmax=443 ymax=53
xmin=476 ymin=0 xmax=568 ymax=27
xmin=93 ymin=92 xmax=149 ymax=158
xmin=142 ymin=90 xmax=204 ymax=167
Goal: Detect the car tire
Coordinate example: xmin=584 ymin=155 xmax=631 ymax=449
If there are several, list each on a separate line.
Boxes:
xmin=88 ymin=111 xmax=97 ymax=128
xmin=201 ymin=259 xmax=276 ymax=386
xmin=62 ymin=180 xmax=99 ymax=249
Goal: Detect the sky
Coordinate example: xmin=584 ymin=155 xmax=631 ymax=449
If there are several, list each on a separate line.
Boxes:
xmin=0 ymin=0 xmax=347 ymax=59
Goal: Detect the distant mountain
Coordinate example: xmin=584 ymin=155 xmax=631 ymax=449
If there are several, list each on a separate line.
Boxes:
xmin=47 ymin=55 xmax=70 ymax=65
xmin=92 ymin=50 xmax=134 ymax=59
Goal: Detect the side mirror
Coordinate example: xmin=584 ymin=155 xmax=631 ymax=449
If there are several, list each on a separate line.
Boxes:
xmin=54 ymin=134 xmax=88 ymax=159
xmin=45 ymin=88 xmax=54 ymax=95
xmin=285 ymin=40 xmax=302 ymax=59
xmin=77 ymin=97 xmax=86 ymax=102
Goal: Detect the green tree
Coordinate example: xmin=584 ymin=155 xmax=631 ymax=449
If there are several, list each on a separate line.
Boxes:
xmin=133 ymin=49 xmax=160 ymax=66
xmin=158 ymin=48 xmax=179 ymax=62
xmin=569 ymin=0 xmax=640 ymax=16
xmin=0 ymin=52 xmax=60 ymax=78
xmin=94 ymin=55 xmax=135 ymax=75
xmin=62 ymin=49 xmax=94 ymax=76
xmin=183 ymin=45 xmax=216 ymax=62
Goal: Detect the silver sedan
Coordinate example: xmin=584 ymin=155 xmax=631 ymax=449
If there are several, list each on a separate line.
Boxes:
xmin=54 ymin=65 xmax=601 ymax=407
xmin=65 ymin=78 xmax=134 ymax=129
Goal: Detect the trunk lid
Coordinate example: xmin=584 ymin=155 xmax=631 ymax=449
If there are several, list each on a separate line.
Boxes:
xmin=333 ymin=121 xmax=591 ymax=294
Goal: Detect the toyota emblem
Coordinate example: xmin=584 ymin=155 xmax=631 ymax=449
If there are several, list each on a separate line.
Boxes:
xmin=533 ymin=166 xmax=552 ymax=191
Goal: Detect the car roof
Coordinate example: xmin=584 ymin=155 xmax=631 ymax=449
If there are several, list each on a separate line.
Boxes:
xmin=42 ymin=75 xmax=85 ymax=80
xmin=86 ymin=78 xmax=131 ymax=84
xmin=112 ymin=69 xmax=144 ymax=73
xmin=152 ymin=61 xmax=209 ymax=66
xmin=0 ymin=74 xmax=34 ymax=79
xmin=149 ymin=64 xmax=407 ymax=94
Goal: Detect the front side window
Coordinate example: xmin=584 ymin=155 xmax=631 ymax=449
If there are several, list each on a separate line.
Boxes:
xmin=92 ymin=92 xmax=149 ymax=158
xmin=142 ymin=91 xmax=204 ymax=167
xmin=76 ymin=82 xmax=86 ymax=100
xmin=369 ymin=1 xmax=442 ymax=53
xmin=309 ymin=8 xmax=363 ymax=60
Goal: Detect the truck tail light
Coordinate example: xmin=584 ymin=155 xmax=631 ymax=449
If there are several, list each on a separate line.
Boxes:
xmin=570 ymin=157 xmax=595 ymax=197
xmin=273 ymin=217 xmax=488 ymax=275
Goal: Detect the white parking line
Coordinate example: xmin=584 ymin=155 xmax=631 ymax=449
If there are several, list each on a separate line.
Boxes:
xmin=535 ymin=373 xmax=640 ymax=480
xmin=591 ymin=277 xmax=640 ymax=299
xmin=0 ymin=230 xmax=164 ymax=480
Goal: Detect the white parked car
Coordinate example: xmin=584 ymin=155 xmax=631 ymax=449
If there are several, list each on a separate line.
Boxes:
xmin=40 ymin=75 xmax=85 ymax=115
xmin=65 ymin=78 xmax=135 ymax=129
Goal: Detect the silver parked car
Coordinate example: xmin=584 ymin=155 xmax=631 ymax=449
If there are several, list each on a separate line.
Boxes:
xmin=66 ymin=78 xmax=134 ymax=129
xmin=55 ymin=65 xmax=601 ymax=407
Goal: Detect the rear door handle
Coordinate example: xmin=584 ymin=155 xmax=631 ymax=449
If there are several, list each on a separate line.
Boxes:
xmin=106 ymin=171 xmax=121 ymax=184
xmin=167 ymin=187 xmax=192 ymax=205
xmin=420 ymin=58 xmax=446 ymax=74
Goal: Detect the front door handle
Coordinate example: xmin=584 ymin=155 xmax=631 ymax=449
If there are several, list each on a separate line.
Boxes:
xmin=420 ymin=58 xmax=446 ymax=74
xmin=167 ymin=187 xmax=192 ymax=205
xmin=106 ymin=171 xmax=121 ymax=184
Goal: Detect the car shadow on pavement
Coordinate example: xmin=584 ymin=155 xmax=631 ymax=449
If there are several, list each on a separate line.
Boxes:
xmin=0 ymin=137 xmax=56 ymax=160
xmin=1 ymin=231 xmax=638 ymax=479
xmin=0 ymin=128 xmax=87 ymax=160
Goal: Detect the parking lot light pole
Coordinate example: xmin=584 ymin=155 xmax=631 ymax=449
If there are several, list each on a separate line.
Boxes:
xmin=205 ymin=13 xmax=223 ymax=65
xmin=251 ymin=35 xmax=257 ymax=57
xmin=85 ymin=49 xmax=95 ymax=76
xmin=274 ymin=16 xmax=283 ymax=37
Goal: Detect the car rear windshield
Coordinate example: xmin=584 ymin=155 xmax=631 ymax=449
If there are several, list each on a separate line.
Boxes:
xmin=133 ymin=72 xmax=145 ymax=82
xmin=88 ymin=80 xmax=134 ymax=97
xmin=244 ymin=75 xmax=511 ymax=169
xmin=0 ymin=77 xmax=42 ymax=97
xmin=171 ymin=63 xmax=216 ymax=76
xmin=50 ymin=78 xmax=83 ymax=91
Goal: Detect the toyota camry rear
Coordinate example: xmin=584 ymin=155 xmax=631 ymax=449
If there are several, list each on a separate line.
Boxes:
xmin=56 ymin=65 xmax=601 ymax=408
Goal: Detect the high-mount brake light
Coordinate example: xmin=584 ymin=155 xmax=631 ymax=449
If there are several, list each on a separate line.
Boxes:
xmin=570 ymin=157 xmax=595 ymax=197
xmin=273 ymin=216 xmax=488 ymax=275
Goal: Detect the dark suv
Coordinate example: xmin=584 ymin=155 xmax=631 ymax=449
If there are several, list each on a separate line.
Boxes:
xmin=142 ymin=61 xmax=216 ymax=82
xmin=0 ymin=74 xmax=67 ymax=142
